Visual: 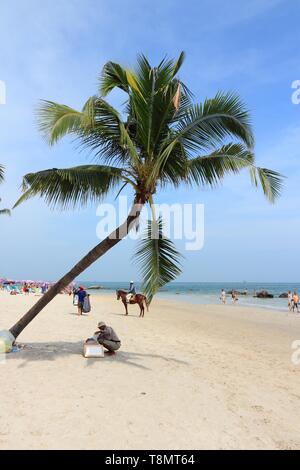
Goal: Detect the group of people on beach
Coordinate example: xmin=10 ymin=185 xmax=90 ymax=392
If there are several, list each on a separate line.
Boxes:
xmin=21 ymin=282 xmax=50 ymax=295
xmin=0 ymin=281 xmax=73 ymax=296
xmin=220 ymin=288 xmax=299 ymax=313
xmin=220 ymin=289 xmax=239 ymax=304
xmin=0 ymin=282 xmax=49 ymax=295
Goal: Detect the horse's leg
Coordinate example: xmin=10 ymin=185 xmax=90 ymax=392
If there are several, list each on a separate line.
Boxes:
xmin=123 ymin=299 xmax=128 ymax=315
xmin=140 ymin=301 xmax=144 ymax=318
xmin=142 ymin=299 xmax=146 ymax=317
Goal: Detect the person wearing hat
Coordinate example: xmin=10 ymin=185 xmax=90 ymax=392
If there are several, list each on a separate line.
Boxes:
xmin=126 ymin=281 xmax=136 ymax=303
xmin=77 ymin=286 xmax=87 ymax=316
xmin=94 ymin=322 xmax=121 ymax=354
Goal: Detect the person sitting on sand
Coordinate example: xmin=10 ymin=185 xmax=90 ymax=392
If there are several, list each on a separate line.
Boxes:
xmin=94 ymin=321 xmax=121 ymax=354
xmin=292 ymin=292 xmax=299 ymax=313
xmin=126 ymin=281 xmax=136 ymax=303
xmin=77 ymin=286 xmax=87 ymax=315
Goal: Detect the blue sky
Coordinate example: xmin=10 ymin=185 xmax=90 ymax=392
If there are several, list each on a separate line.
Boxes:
xmin=0 ymin=0 xmax=299 ymax=282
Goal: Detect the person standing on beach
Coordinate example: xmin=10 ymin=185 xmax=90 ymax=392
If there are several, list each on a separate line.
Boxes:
xmin=77 ymin=286 xmax=87 ymax=315
xmin=288 ymin=291 xmax=293 ymax=311
xmin=292 ymin=292 xmax=299 ymax=313
xmin=94 ymin=321 xmax=121 ymax=354
xmin=220 ymin=289 xmax=226 ymax=304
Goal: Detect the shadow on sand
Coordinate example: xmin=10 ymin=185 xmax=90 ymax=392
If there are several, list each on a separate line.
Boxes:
xmin=6 ymin=341 xmax=189 ymax=371
xmin=109 ymin=312 xmax=140 ymax=317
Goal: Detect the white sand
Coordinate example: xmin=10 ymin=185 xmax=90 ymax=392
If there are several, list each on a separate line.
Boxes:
xmin=0 ymin=291 xmax=300 ymax=450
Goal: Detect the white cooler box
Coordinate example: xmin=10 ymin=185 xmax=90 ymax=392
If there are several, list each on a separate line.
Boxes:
xmin=83 ymin=340 xmax=104 ymax=358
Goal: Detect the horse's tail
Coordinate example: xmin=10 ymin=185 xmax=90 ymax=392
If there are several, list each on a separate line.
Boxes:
xmin=144 ymin=296 xmax=150 ymax=311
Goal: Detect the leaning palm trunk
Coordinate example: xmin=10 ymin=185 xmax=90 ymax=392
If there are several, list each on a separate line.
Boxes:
xmin=9 ymin=202 xmax=143 ymax=339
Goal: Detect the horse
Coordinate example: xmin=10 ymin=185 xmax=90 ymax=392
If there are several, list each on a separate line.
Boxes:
xmin=116 ymin=289 xmax=149 ymax=317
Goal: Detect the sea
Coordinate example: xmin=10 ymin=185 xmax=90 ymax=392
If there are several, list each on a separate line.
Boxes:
xmin=79 ymin=281 xmax=299 ymax=312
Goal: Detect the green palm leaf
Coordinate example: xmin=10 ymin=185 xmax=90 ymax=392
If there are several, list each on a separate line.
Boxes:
xmin=175 ymin=92 xmax=254 ymax=150
xmin=83 ymin=97 xmax=140 ymax=166
xmin=14 ymin=165 xmax=124 ymax=210
xmin=250 ymin=167 xmax=283 ymax=203
xmin=134 ymin=217 xmax=182 ymax=302
xmin=37 ymin=97 xmax=139 ymax=167
xmin=0 ymin=166 xmax=10 ymax=215
xmin=99 ymin=62 xmax=130 ymax=96
xmin=187 ymin=143 xmax=254 ymax=187
xmin=0 ymin=208 xmax=11 ymax=216
xmin=0 ymin=165 xmax=4 ymax=183
xmin=37 ymin=100 xmax=88 ymax=145
xmin=148 ymin=92 xmax=254 ymax=185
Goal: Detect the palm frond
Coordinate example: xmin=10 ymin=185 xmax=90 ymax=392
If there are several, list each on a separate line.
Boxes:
xmin=14 ymin=165 xmax=124 ymax=210
xmin=78 ymin=97 xmax=140 ymax=166
xmin=157 ymin=139 xmax=188 ymax=188
xmin=37 ymin=97 xmax=139 ymax=167
xmin=134 ymin=217 xmax=182 ymax=302
xmin=176 ymin=91 xmax=254 ymax=150
xmin=149 ymin=92 xmax=254 ymax=184
xmin=130 ymin=56 xmax=191 ymax=157
xmin=30 ymin=55 xmax=281 ymax=218
xmin=37 ymin=100 xmax=87 ymax=145
xmin=0 ymin=165 xmax=4 ymax=183
xmin=0 ymin=208 xmax=11 ymax=216
xmin=99 ymin=61 xmax=130 ymax=96
xmin=250 ymin=167 xmax=283 ymax=203
xmin=187 ymin=143 xmax=254 ymax=187
xmin=172 ymin=51 xmax=186 ymax=77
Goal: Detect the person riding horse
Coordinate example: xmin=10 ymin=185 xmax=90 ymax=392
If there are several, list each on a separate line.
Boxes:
xmin=116 ymin=288 xmax=149 ymax=317
xmin=126 ymin=281 xmax=136 ymax=303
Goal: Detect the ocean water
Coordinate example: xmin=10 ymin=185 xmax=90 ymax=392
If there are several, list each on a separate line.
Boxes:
xmin=80 ymin=281 xmax=300 ymax=312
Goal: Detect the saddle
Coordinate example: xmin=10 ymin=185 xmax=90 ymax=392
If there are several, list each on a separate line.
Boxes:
xmin=127 ymin=294 xmax=136 ymax=303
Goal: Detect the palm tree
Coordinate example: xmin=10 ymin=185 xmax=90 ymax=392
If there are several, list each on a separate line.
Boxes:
xmin=9 ymin=52 xmax=282 ymax=340
xmin=0 ymin=165 xmax=10 ymax=216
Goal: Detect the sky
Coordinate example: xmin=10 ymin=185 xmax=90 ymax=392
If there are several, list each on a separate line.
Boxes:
xmin=0 ymin=0 xmax=299 ymax=283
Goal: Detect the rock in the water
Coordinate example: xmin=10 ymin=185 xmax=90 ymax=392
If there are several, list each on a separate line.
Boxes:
xmin=279 ymin=292 xmax=288 ymax=298
xmin=256 ymin=290 xmax=274 ymax=298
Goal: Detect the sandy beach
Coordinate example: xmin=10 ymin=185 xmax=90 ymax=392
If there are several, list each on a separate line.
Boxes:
xmin=0 ymin=291 xmax=300 ymax=450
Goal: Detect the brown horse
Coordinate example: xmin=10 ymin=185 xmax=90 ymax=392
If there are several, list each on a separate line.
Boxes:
xmin=116 ymin=289 xmax=149 ymax=317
